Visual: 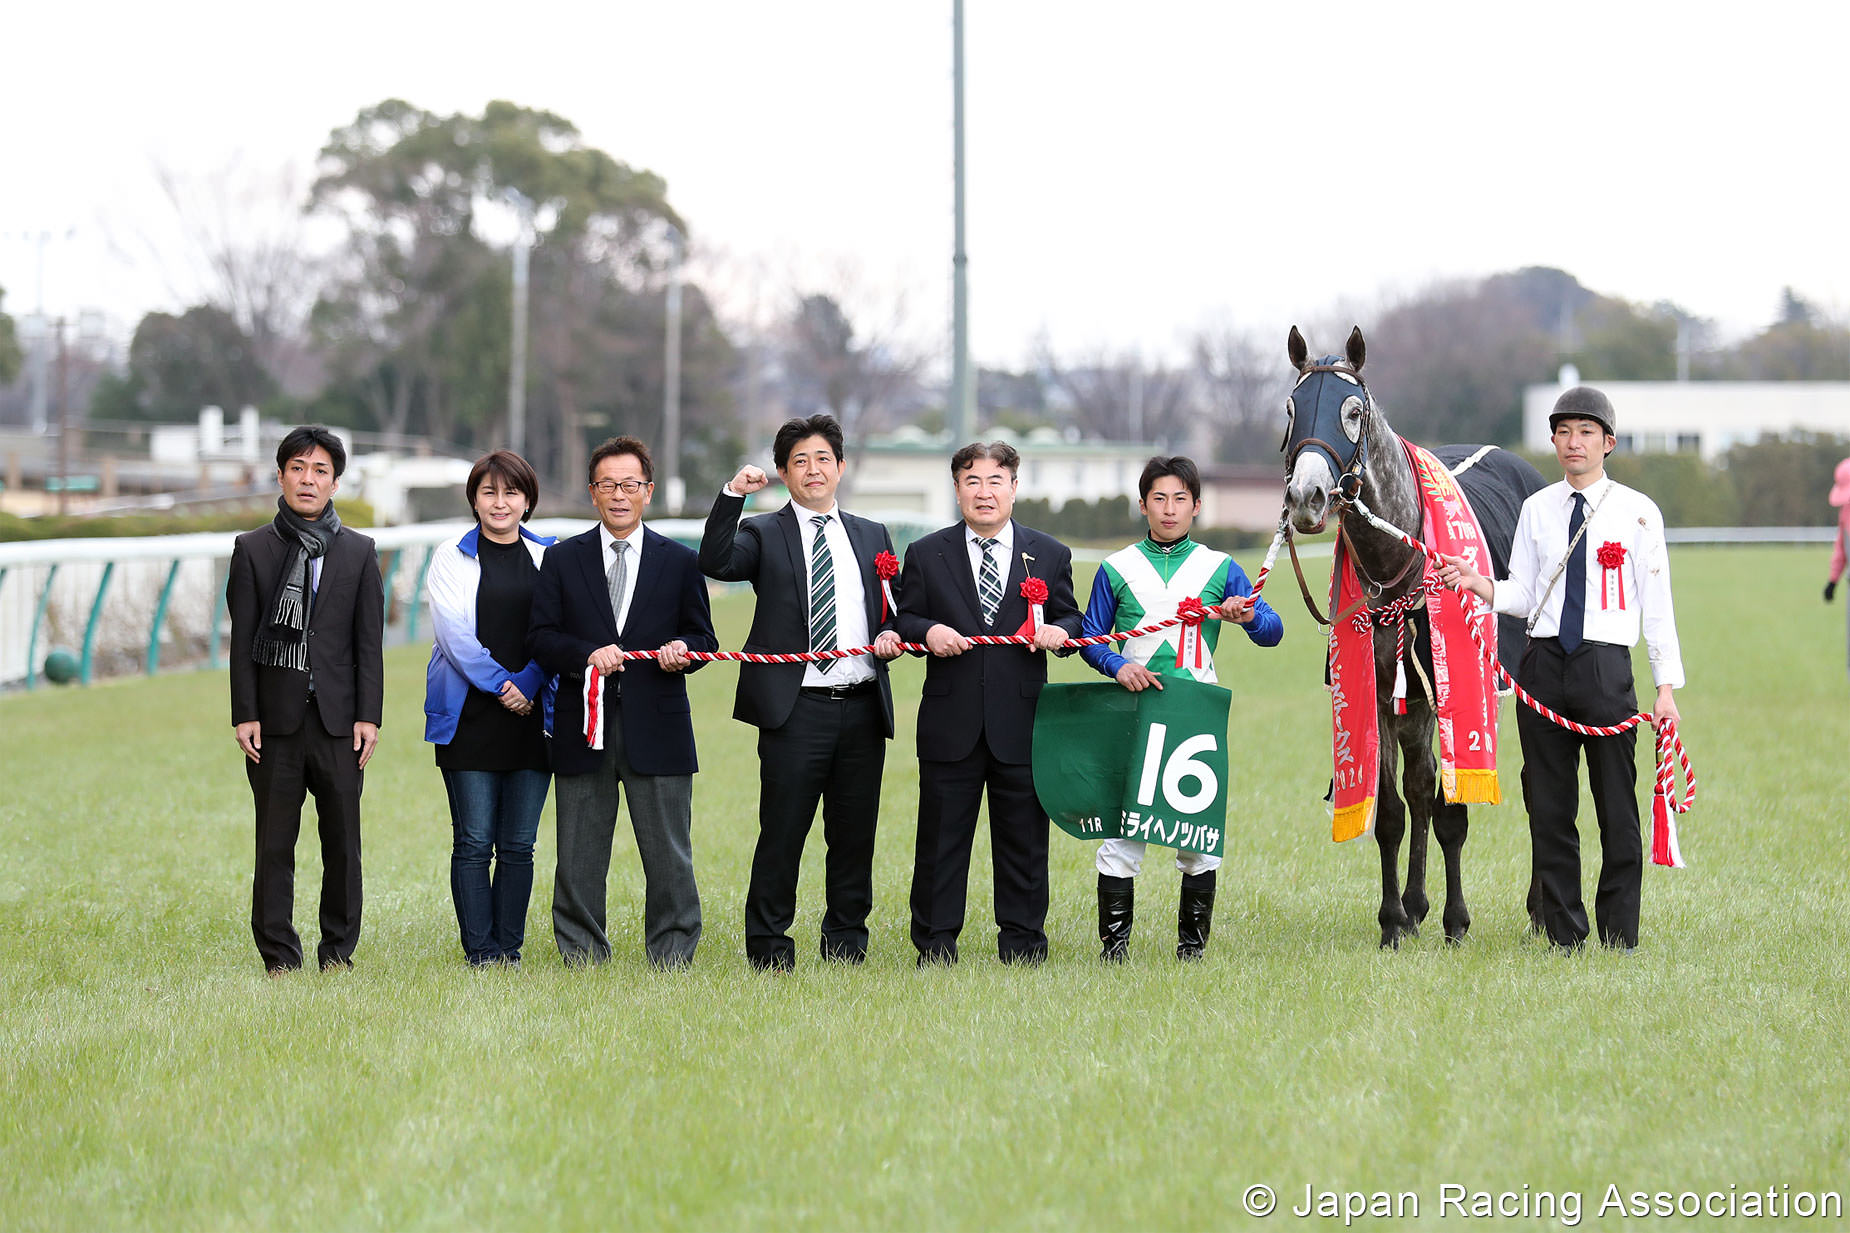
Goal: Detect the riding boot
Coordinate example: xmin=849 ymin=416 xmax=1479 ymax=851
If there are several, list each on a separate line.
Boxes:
xmin=1177 ymin=870 xmax=1216 ymax=960
xmin=1098 ymin=875 xmax=1135 ymax=962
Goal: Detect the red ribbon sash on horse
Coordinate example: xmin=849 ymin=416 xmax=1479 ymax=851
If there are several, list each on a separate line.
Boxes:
xmin=1408 ymin=443 xmax=1502 ymax=808
xmin=1327 ymin=553 xmax=1380 ymax=842
xmin=1326 ymin=443 xmax=1502 ymax=843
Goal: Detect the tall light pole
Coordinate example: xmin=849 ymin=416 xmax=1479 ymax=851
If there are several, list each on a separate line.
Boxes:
xmin=949 ymin=0 xmax=974 ymax=444
xmin=661 ymin=226 xmax=685 ymax=514
xmin=506 ymin=191 xmax=535 ymax=455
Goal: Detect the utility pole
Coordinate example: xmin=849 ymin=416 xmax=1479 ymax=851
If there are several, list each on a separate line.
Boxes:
xmin=506 ymin=192 xmax=534 ymax=455
xmin=662 ymin=227 xmax=685 ymax=514
xmin=1128 ymin=350 xmax=1145 ymax=443
xmin=949 ymin=0 xmax=974 ymax=444
xmin=54 ymin=317 xmax=69 ymax=516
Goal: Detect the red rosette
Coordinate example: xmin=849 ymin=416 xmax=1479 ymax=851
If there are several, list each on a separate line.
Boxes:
xmin=875 ymin=550 xmax=900 ymax=581
xmin=1175 ymin=595 xmax=1209 ymax=626
xmin=1019 ymin=577 xmax=1049 ymax=604
xmin=1596 ymin=540 xmax=1625 ymax=570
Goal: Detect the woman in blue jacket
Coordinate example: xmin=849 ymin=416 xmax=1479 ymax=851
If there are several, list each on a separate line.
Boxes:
xmin=425 ymin=450 xmax=557 ymax=966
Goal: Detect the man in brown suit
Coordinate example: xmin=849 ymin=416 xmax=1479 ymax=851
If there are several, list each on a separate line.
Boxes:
xmin=228 ymin=426 xmax=384 ymax=975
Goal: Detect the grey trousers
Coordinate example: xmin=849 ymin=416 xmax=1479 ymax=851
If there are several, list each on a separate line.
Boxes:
xmin=552 ymin=720 xmax=701 ymax=968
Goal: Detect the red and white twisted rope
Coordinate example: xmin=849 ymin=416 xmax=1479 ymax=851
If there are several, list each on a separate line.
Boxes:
xmin=1344 ymin=495 xmax=1694 ymax=816
xmin=616 ymin=519 xmax=1296 ymax=667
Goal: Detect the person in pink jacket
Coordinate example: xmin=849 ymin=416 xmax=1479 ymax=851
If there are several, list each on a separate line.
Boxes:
xmin=1826 ymin=458 xmax=1850 ymax=679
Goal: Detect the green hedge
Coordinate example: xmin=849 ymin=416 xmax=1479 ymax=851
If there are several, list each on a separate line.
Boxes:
xmin=0 ymin=500 xmax=377 ymax=542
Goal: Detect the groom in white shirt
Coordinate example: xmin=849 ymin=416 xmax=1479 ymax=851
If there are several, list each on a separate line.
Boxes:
xmin=1440 ymin=387 xmax=1684 ymax=951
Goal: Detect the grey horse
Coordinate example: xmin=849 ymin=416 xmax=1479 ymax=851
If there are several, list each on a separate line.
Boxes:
xmin=1281 ymin=326 xmax=1544 ymax=946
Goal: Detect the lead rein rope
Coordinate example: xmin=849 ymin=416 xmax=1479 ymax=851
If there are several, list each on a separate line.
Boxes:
xmin=1342 ymin=495 xmax=1695 ymax=818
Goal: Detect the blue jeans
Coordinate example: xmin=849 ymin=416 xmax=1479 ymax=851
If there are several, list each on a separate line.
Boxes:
xmin=442 ymin=768 xmax=551 ymax=964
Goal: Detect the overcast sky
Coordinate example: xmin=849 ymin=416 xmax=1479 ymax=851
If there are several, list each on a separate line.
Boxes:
xmin=3 ymin=0 xmax=1843 ymax=371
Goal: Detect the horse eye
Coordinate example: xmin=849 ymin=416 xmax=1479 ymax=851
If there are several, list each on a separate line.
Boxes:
xmin=1340 ymin=395 xmax=1364 ymax=443
xmin=1279 ymin=397 xmax=1296 ymax=452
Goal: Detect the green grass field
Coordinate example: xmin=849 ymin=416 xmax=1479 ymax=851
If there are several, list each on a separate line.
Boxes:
xmin=3 ymin=545 xmax=1847 ymax=1231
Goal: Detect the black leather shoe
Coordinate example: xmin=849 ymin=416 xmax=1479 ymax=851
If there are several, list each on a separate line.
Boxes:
xmin=1098 ymin=874 xmax=1135 ymax=962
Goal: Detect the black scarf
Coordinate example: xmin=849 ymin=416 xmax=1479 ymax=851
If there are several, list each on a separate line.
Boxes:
xmin=252 ymin=497 xmax=341 ymax=671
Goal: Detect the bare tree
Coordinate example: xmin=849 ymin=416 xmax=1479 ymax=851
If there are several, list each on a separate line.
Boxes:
xmin=1036 ymin=344 xmax=1197 ymax=448
xmin=780 ymin=287 xmax=926 ymax=439
xmin=1191 ymin=321 xmax=1289 ymax=462
xmin=107 ymin=156 xmax=324 ymax=396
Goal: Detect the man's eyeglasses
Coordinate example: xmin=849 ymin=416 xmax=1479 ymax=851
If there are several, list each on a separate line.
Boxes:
xmin=591 ymin=479 xmax=650 ymax=496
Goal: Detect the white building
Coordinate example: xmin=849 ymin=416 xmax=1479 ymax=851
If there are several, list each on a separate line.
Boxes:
xmin=840 ymin=426 xmax=1158 ymax=526
xmin=1524 ymin=367 xmax=1850 ymax=460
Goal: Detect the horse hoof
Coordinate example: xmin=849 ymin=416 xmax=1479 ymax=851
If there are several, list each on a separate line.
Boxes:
xmin=1379 ymin=929 xmax=1402 ymax=950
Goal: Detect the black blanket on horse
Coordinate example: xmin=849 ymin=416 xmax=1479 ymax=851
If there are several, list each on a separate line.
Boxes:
xmin=1433 ymin=444 xmax=1546 ymax=679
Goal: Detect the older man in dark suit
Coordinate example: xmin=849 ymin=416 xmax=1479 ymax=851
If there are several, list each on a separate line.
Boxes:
xmin=895 ymin=441 xmax=1083 ymax=966
xmin=528 ymin=436 xmax=719 ymax=968
xmin=228 ymin=425 xmax=384 ymax=976
xmin=700 ymin=414 xmax=905 ymax=970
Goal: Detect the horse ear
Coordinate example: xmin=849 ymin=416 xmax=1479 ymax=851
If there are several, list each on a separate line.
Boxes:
xmin=1346 ymin=326 xmax=1366 ymax=373
xmin=1288 ymin=326 xmax=1308 ymax=370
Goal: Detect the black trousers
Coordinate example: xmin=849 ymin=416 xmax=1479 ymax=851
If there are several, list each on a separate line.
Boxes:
xmin=1517 ymin=639 xmax=1641 ymax=948
xmin=247 ymin=698 xmax=364 ymax=971
xmin=911 ymin=731 xmax=1050 ymax=963
xmin=746 ymin=689 xmax=886 ymax=967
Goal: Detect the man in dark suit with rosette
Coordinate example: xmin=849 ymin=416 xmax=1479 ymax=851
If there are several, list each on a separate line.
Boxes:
xmin=700 ymin=415 xmax=905 ymax=971
xmin=895 ymin=441 xmax=1084 ymax=966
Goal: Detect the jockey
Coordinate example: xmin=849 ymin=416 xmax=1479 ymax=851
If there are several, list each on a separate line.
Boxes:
xmin=1078 ymin=455 xmax=1283 ymax=961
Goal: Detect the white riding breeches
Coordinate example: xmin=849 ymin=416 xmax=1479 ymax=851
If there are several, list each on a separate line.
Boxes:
xmin=1096 ymin=837 xmax=1221 ymax=879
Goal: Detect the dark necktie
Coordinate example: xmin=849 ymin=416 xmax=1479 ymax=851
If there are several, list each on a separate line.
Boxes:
xmin=1559 ymin=492 xmax=1586 ymax=653
xmin=809 ymin=514 xmax=837 ymax=674
xmin=977 ymin=537 xmax=1002 ymax=627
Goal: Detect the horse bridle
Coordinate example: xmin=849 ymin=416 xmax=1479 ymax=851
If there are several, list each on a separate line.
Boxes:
xmin=1280 ymin=360 xmax=1421 ymax=624
xmin=1282 ymin=360 xmax=1373 ymax=505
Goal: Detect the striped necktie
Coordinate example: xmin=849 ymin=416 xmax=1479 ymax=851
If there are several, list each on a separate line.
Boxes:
xmin=977 ymin=537 xmax=1002 ymax=627
xmin=809 ymin=514 xmax=837 ymax=673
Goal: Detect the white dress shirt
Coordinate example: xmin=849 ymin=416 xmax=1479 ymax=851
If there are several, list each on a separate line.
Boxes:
xmin=1491 ymin=477 xmax=1685 ymax=689
xmin=597 ymin=522 xmax=645 ymax=635
xmin=795 ymin=502 xmax=875 ymax=686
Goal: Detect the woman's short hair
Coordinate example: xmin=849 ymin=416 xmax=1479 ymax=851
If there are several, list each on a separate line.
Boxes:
xmin=467 ymin=450 xmax=540 ymax=522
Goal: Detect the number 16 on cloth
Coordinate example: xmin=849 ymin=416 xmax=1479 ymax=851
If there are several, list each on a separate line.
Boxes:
xmin=1031 ymin=679 xmax=1232 ymax=859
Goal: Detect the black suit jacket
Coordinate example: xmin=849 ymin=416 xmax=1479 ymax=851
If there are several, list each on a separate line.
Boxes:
xmin=894 ymin=521 xmax=1083 ymax=765
xmin=527 ymin=524 xmax=719 ymax=778
xmin=699 ymin=493 xmax=899 ymax=737
xmin=228 ymin=522 xmax=385 ymax=738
